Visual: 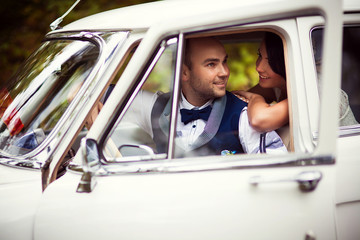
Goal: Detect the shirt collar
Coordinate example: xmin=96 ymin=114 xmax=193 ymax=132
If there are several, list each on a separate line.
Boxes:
xmin=180 ymin=92 xmax=213 ymax=110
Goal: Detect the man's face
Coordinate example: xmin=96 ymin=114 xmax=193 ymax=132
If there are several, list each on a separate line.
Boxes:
xmin=182 ymin=38 xmax=229 ymax=106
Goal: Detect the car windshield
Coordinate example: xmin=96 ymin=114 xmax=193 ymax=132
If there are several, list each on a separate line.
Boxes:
xmin=0 ymin=39 xmax=100 ymax=156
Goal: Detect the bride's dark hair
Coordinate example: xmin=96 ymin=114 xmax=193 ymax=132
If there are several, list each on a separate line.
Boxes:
xmin=264 ymin=32 xmax=286 ymax=80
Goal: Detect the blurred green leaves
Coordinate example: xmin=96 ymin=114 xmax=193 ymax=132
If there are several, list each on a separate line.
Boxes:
xmin=0 ymin=0 xmax=260 ymax=92
xmin=0 ymin=0 xmax=158 ymax=87
xmin=225 ymin=42 xmax=259 ymax=91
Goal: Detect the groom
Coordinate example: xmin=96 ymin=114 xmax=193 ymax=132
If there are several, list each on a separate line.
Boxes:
xmin=149 ymin=37 xmax=287 ymax=156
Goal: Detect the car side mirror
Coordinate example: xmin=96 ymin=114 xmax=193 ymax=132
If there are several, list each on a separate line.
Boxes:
xmin=76 ymin=138 xmax=101 ymax=193
xmin=118 ymin=144 xmax=156 ymax=157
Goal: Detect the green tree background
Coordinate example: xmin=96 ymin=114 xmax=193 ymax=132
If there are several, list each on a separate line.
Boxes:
xmin=0 ymin=0 xmax=259 ymax=90
xmin=225 ymin=43 xmax=259 ymax=91
xmin=0 ymin=0 xmax=159 ymax=87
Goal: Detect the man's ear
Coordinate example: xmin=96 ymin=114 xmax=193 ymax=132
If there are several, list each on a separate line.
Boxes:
xmin=181 ymin=64 xmax=190 ymax=81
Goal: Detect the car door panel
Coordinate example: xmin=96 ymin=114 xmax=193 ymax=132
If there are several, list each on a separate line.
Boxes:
xmin=35 ymin=163 xmax=336 ymax=240
xmin=0 ymin=165 xmax=42 ymax=240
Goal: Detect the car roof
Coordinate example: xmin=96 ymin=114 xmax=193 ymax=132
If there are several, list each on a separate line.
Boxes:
xmin=59 ymin=0 xmax=359 ymax=32
xmin=344 ymin=0 xmax=360 ymax=12
xmin=62 ymin=0 xmax=230 ymax=31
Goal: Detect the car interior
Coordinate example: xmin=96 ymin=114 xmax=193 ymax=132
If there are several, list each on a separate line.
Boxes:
xmin=67 ymin=25 xmax=360 ymax=164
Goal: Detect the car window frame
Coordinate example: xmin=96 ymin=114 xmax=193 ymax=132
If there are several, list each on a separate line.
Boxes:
xmin=309 ymin=22 xmax=360 ymax=139
xmin=0 ymin=32 xmax=108 ymax=166
xmin=98 ymin=36 xmax=181 ymax=163
xmin=87 ymin=18 xmax=339 ymax=175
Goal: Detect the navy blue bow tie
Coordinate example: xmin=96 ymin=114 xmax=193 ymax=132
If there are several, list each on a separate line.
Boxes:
xmin=180 ymin=105 xmax=212 ymax=125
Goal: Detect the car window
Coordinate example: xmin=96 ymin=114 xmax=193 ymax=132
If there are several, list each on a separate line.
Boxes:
xmin=103 ymin=30 xmax=291 ymax=162
xmin=0 ymin=39 xmax=100 ymax=156
xmin=311 ymin=26 xmax=360 ymax=127
xmin=103 ymin=38 xmax=177 ymax=161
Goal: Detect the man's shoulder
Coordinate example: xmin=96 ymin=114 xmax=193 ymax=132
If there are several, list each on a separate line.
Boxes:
xmin=153 ymin=91 xmax=171 ymax=107
xmin=225 ymin=91 xmax=248 ymax=108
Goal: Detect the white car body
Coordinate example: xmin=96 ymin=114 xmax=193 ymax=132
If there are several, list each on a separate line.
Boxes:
xmin=0 ymin=0 xmax=360 ymax=239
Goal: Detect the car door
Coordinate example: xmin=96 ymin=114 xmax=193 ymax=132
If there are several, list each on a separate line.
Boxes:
xmin=298 ymin=11 xmax=360 ymax=239
xmin=34 ymin=0 xmax=344 ymax=239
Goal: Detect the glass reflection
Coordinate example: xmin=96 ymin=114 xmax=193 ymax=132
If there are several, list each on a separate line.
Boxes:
xmin=0 ymin=39 xmax=99 ymax=155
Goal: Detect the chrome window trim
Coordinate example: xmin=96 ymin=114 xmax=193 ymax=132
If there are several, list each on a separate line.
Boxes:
xmin=68 ymin=153 xmax=334 ymax=176
xmin=102 ymin=36 xmax=179 ymax=164
xmin=39 ymin=31 xmax=129 ymax=149
xmin=0 ymin=157 xmax=44 ymax=170
xmin=38 ymin=32 xmax=107 ymax=153
xmin=0 ymin=31 xmax=126 ymax=169
xmin=313 ymin=125 xmax=360 ymax=140
xmin=339 ymin=125 xmax=360 ymax=137
xmin=168 ymin=34 xmax=183 ymax=159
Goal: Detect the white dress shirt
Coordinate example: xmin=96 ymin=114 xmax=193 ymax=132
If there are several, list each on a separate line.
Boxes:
xmin=125 ymin=90 xmax=287 ymax=154
xmin=176 ymin=93 xmax=212 ymax=150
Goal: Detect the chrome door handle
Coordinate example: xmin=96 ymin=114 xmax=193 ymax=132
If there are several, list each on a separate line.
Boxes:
xmin=249 ymin=171 xmax=322 ymax=192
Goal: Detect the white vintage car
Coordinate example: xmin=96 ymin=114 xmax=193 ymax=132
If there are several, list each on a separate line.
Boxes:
xmin=0 ymin=0 xmax=360 ymax=239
